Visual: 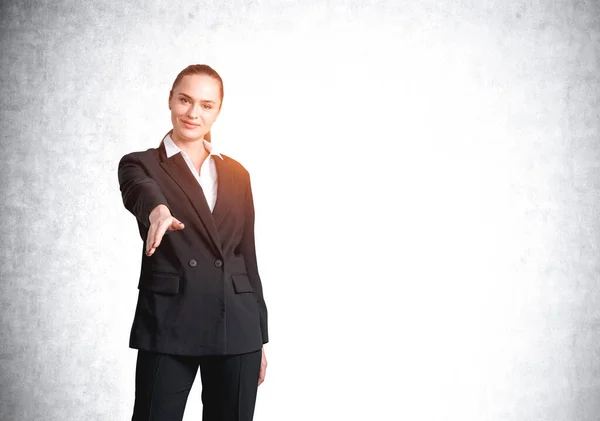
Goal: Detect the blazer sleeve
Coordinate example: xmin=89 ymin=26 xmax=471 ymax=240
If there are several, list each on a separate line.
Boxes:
xmin=118 ymin=153 xmax=171 ymax=228
xmin=239 ymin=174 xmax=269 ymax=344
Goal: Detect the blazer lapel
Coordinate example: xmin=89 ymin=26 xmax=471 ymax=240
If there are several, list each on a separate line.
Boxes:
xmin=158 ymin=141 xmax=223 ymax=257
xmin=212 ymin=157 xmax=235 ymax=230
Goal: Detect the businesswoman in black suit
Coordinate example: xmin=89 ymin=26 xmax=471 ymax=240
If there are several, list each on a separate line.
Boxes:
xmin=117 ymin=64 xmax=268 ymax=421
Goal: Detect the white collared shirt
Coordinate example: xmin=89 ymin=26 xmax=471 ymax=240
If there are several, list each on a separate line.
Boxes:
xmin=163 ymin=134 xmax=223 ymax=212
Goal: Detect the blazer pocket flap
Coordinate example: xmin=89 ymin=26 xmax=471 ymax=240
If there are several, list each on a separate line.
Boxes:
xmin=138 ymin=272 xmax=180 ymax=295
xmin=231 ymin=274 xmax=253 ymax=293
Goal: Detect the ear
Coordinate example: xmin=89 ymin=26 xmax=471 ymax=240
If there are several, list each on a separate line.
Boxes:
xmin=168 ymin=91 xmax=172 ymax=110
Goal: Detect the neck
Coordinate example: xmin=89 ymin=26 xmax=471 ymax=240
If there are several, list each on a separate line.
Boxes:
xmin=171 ymin=131 xmax=209 ymax=159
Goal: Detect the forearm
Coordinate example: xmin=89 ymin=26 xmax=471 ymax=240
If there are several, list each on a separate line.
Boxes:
xmin=239 ymin=177 xmax=269 ymax=343
xmin=241 ymin=240 xmax=269 ymax=344
xmin=118 ymin=153 xmax=171 ymax=228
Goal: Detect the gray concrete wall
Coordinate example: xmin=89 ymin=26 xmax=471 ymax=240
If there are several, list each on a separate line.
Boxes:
xmin=1 ymin=1 xmax=598 ymax=420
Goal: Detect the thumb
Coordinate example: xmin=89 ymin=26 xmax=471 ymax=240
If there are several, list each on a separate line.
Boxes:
xmin=171 ymin=218 xmax=185 ymax=230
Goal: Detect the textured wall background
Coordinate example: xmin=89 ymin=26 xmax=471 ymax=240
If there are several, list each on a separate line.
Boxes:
xmin=1 ymin=0 xmax=599 ymax=420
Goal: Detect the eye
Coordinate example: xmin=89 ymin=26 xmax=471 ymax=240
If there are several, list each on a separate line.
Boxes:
xmin=203 ymin=104 xmax=213 ymax=110
xmin=180 ymin=97 xmax=189 ymax=104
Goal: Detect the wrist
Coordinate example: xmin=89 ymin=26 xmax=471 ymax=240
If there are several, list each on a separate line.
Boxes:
xmin=149 ymin=204 xmax=170 ymax=222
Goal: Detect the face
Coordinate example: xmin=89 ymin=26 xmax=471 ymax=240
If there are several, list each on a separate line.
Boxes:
xmin=169 ymin=74 xmax=222 ymax=143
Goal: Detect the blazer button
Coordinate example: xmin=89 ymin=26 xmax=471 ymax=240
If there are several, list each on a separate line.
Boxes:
xmin=188 ymin=259 xmax=198 ymax=267
xmin=214 ymin=259 xmax=223 ymax=268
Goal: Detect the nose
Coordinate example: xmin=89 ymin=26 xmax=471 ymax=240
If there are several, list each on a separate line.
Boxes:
xmin=186 ymin=103 xmax=200 ymax=119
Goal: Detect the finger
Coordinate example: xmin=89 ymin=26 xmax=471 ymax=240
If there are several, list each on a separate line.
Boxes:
xmin=153 ymin=220 xmax=169 ymax=249
xmin=152 ymin=224 xmax=166 ymax=249
xmin=147 ymin=235 xmax=158 ymax=256
xmin=146 ymin=223 xmax=158 ymax=255
xmin=147 ymin=239 xmax=159 ymax=255
xmin=146 ymin=239 xmax=156 ymax=255
xmin=146 ymin=227 xmax=156 ymax=255
xmin=259 ymin=364 xmax=266 ymax=385
xmin=147 ymin=220 xmax=166 ymax=254
xmin=146 ymin=220 xmax=167 ymax=251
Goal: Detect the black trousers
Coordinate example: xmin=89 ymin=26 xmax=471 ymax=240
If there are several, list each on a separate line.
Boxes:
xmin=131 ymin=348 xmax=262 ymax=421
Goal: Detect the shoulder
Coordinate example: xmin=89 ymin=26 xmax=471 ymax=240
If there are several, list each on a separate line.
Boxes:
xmin=119 ymin=147 xmax=160 ymax=167
xmin=220 ymin=153 xmax=251 ymax=179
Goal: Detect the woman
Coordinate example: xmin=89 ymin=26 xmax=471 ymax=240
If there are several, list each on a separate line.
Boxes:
xmin=117 ymin=64 xmax=268 ymax=421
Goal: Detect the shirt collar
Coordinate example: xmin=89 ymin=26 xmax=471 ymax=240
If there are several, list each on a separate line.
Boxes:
xmin=163 ymin=133 xmax=223 ymax=160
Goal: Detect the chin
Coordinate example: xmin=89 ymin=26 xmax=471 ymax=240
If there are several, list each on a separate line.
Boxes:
xmin=177 ymin=127 xmax=205 ymax=141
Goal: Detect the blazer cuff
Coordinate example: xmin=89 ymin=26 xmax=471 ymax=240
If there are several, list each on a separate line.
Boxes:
xmin=260 ymin=311 xmax=268 ymax=343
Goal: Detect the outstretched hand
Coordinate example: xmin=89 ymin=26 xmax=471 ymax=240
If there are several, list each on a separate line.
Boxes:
xmin=146 ymin=204 xmax=185 ymax=256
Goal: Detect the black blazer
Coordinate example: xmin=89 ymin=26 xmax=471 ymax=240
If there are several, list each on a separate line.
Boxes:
xmin=117 ymin=138 xmax=268 ymax=356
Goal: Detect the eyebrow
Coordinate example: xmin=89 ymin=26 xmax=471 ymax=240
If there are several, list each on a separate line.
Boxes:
xmin=177 ymin=93 xmax=216 ymax=104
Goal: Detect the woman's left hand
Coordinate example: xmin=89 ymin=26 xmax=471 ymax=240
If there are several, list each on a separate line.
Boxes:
xmin=258 ymin=347 xmax=267 ymax=386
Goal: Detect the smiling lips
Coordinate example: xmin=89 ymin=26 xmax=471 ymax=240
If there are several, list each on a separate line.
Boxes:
xmin=182 ymin=119 xmax=200 ymax=129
